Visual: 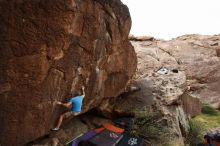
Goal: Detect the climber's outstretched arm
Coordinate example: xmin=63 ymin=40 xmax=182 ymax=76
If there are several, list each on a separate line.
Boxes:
xmin=57 ymin=101 xmax=71 ymax=108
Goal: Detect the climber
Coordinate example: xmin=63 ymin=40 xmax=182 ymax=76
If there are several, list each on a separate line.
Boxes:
xmin=52 ymin=86 xmax=85 ymax=131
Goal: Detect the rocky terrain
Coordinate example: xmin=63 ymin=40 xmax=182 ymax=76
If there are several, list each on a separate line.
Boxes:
xmin=129 ymin=34 xmax=220 ymax=145
xmin=99 ymin=34 xmax=220 ymax=146
xmin=131 ymin=34 xmax=220 ymax=109
xmin=95 ymin=34 xmax=220 ymax=145
xmin=94 ymin=34 xmax=220 ymax=146
xmin=0 ymin=0 xmax=137 ymax=145
xmin=1 ymin=0 xmax=219 ymax=145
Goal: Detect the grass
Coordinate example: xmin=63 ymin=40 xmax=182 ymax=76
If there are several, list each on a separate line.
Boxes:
xmin=186 ymin=120 xmax=206 ymax=146
xmin=194 ymin=113 xmax=220 ymax=128
xmin=201 ymin=104 xmax=219 ymax=116
xmin=193 ymin=104 xmax=220 ymax=129
xmin=186 ymin=104 xmax=220 ymax=146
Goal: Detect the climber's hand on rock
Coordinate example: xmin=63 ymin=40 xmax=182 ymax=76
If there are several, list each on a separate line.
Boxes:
xmin=56 ymin=101 xmax=62 ymax=105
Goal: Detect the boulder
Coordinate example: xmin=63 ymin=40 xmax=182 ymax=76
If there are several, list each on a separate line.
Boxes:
xmin=129 ymin=35 xmax=154 ymax=41
xmin=0 ymin=0 xmax=137 ymax=145
xmin=158 ymin=35 xmax=220 ymax=108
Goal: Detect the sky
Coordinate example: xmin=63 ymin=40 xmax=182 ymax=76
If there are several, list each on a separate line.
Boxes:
xmin=121 ymin=0 xmax=220 ymax=40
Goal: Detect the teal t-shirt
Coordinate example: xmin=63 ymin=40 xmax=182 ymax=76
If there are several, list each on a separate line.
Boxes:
xmin=70 ymin=95 xmax=84 ymax=112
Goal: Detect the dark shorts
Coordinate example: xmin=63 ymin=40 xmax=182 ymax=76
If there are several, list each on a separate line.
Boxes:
xmin=63 ymin=111 xmax=80 ymax=118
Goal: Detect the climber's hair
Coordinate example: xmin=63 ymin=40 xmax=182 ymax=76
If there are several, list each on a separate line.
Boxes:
xmin=71 ymin=89 xmax=82 ymax=97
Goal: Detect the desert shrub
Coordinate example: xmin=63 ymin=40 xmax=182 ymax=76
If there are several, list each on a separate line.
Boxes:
xmin=202 ymin=104 xmax=218 ymax=116
xmin=185 ymin=120 xmax=205 ymax=146
xmin=188 ymin=104 xmax=220 ymax=146
xmin=130 ymin=107 xmax=173 ymax=146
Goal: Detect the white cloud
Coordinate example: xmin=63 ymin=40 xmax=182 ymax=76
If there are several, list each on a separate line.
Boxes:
xmin=121 ymin=0 xmax=220 ymax=39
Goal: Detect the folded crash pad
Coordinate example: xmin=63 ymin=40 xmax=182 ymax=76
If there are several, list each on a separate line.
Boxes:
xmin=103 ymin=123 xmax=124 ymax=133
xmin=72 ymin=131 xmax=96 ymax=146
xmin=88 ymin=129 xmax=123 ymax=146
xmin=94 ymin=127 xmax=105 ymax=133
xmin=116 ymin=133 xmax=144 ymax=146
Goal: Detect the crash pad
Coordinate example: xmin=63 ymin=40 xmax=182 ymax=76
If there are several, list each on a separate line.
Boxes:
xmin=116 ymin=133 xmax=144 ymax=146
xmin=103 ymin=123 xmax=124 ymax=133
xmin=95 ymin=127 xmax=105 ymax=133
xmin=72 ymin=131 xmax=96 ymax=146
xmin=88 ymin=129 xmax=123 ymax=146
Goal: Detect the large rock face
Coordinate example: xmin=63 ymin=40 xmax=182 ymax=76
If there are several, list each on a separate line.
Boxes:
xmin=0 ymin=0 xmax=137 ymax=145
xmin=132 ymin=34 xmax=220 ymax=109
xmin=159 ymin=35 xmax=220 ymax=109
